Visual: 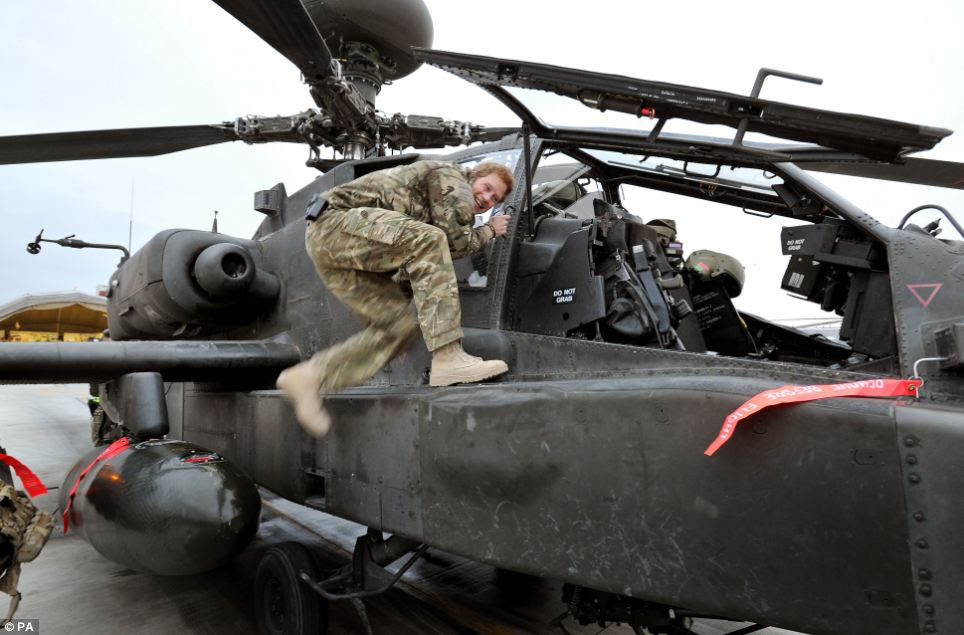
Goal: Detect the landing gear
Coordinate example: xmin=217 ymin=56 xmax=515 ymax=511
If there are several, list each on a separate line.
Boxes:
xmin=255 ymin=542 xmax=328 ymax=635
xmin=254 ymin=530 xmax=424 ymax=635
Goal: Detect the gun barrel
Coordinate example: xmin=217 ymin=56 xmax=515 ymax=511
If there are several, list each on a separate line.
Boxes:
xmin=0 ymin=340 xmax=301 ymax=384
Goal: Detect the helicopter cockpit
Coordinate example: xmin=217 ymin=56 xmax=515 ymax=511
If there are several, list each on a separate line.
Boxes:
xmin=484 ymin=143 xmax=880 ymax=371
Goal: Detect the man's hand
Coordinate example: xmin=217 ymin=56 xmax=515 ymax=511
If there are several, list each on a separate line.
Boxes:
xmin=487 ymin=214 xmax=510 ymax=237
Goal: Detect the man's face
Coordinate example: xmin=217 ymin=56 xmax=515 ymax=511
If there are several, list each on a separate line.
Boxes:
xmin=471 ymin=173 xmax=508 ymax=213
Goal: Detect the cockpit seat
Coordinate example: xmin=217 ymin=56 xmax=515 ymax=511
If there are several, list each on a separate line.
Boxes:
xmin=684 ymin=250 xmax=756 ymax=356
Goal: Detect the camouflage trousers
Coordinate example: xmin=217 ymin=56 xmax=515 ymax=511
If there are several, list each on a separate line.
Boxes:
xmin=303 ymin=207 xmax=464 ymax=390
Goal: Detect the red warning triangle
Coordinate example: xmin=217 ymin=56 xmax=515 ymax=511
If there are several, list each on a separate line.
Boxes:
xmin=907 ymin=283 xmax=942 ymax=308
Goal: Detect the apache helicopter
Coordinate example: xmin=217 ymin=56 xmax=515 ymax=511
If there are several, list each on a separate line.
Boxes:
xmin=2 ymin=1 xmax=964 ymax=634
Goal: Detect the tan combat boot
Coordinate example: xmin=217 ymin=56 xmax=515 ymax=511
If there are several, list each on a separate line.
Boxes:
xmin=429 ymin=340 xmax=509 ymax=387
xmin=276 ymin=363 xmax=331 ymax=437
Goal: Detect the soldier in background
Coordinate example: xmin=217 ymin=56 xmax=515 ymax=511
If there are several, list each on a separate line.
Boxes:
xmin=277 ymin=160 xmax=515 ymax=437
xmin=88 ymin=329 xmax=120 ymax=445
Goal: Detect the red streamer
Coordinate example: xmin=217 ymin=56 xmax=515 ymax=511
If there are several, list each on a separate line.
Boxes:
xmin=0 ymin=454 xmax=47 ymax=497
xmin=705 ymin=378 xmax=921 ymax=456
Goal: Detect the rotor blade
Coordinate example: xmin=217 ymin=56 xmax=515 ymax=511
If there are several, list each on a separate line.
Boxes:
xmin=415 ymin=49 xmax=951 ymax=163
xmin=0 ymin=126 xmax=240 ymax=165
xmin=210 ymin=0 xmax=334 ymax=84
xmin=0 ymin=114 xmax=314 ymax=165
xmin=802 ymin=157 xmax=964 ymax=190
xmin=472 ymin=127 xmax=519 ymax=143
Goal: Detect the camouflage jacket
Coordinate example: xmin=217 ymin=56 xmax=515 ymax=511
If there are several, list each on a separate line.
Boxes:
xmin=324 ymin=160 xmax=492 ymax=259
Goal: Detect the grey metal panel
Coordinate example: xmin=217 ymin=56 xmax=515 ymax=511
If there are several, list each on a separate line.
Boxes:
xmin=249 ymin=391 xmax=307 ymax=500
xmin=164 ymin=381 xmax=184 ymax=439
xmin=896 ymin=403 xmax=964 ymax=635
xmin=325 ymin=477 xmax=382 ymax=531
xmin=888 ymin=228 xmax=964 ymax=390
xmin=414 ymin=377 xmax=916 ymax=635
xmin=378 ymin=484 xmax=422 ymax=538
xmin=182 ymin=387 xmax=243 ymax=460
xmin=474 ymin=327 xmax=881 ymax=385
xmin=322 ymin=392 xmax=423 ymax=537
xmin=179 ymin=387 xmax=306 ymax=502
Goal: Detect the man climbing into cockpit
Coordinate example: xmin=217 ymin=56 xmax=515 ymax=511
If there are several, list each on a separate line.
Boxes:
xmin=277 ymin=160 xmax=515 ymax=437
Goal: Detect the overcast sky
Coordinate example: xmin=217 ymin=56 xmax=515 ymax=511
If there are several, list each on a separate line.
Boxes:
xmin=1 ymin=0 xmax=963 ymax=321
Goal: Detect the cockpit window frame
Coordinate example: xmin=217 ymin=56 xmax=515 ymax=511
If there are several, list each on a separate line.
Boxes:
xmin=533 ymin=140 xmax=796 ymax=221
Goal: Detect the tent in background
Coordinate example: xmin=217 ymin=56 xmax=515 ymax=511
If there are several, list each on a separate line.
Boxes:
xmin=0 ymin=291 xmax=107 ymax=341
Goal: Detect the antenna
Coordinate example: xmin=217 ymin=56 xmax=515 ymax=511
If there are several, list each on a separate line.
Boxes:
xmin=128 ymin=177 xmax=135 ymax=253
xmin=212 ymin=210 xmax=219 ymax=233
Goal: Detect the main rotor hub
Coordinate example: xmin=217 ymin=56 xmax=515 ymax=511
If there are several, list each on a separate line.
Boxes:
xmin=341 ymin=41 xmax=395 ymax=107
xmin=302 ymin=0 xmax=433 ymax=81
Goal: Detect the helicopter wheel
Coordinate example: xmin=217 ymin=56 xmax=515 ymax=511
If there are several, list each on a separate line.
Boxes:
xmin=255 ymin=542 xmax=328 ymax=635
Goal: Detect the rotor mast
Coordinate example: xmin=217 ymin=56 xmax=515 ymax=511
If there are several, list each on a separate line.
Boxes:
xmin=309 ymin=40 xmax=396 ymax=159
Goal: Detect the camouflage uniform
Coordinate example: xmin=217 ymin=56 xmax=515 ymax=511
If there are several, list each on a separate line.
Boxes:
xmin=304 ymin=160 xmax=493 ymax=390
xmin=0 ymin=483 xmax=54 ymax=621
